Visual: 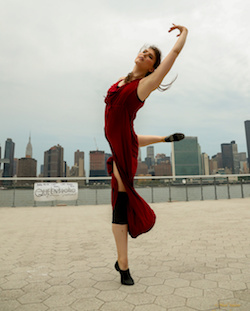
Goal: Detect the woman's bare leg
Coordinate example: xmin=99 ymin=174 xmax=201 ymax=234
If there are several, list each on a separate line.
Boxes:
xmin=112 ymin=161 xmax=128 ymax=270
xmin=138 ymin=133 xmax=185 ymax=147
xmin=138 ymin=135 xmax=165 ymax=147
xmin=113 ymin=161 xmax=126 ymax=192
xmin=112 ymin=224 xmax=128 ymax=270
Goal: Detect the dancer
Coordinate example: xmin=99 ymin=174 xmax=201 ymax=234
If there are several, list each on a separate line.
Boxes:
xmin=104 ymin=24 xmax=188 ymax=285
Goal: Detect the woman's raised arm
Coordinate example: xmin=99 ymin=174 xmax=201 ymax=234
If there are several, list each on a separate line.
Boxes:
xmin=138 ymin=24 xmax=188 ymax=101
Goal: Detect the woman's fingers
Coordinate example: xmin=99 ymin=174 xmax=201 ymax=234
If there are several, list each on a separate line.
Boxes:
xmin=168 ymin=24 xmax=184 ymax=36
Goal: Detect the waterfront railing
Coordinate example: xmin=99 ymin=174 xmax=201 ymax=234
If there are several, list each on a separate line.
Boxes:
xmin=0 ymin=174 xmax=250 ymax=207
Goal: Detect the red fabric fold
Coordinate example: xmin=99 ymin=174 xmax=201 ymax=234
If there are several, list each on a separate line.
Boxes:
xmin=105 ymin=80 xmax=156 ymax=238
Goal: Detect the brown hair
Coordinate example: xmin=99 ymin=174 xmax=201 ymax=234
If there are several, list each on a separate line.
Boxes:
xmin=124 ymin=45 xmax=176 ymax=91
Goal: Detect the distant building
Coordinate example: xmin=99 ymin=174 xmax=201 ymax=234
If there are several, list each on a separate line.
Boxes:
xmin=238 ymin=152 xmax=248 ymax=174
xmin=40 ymin=164 xmax=44 ymax=176
xmin=154 ymin=153 xmax=172 ymax=176
xmin=17 ymin=158 xmax=37 ymax=179
xmin=17 ymin=135 xmax=37 ymax=183
xmin=171 ymin=137 xmax=202 ymax=176
xmin=74 ymin=150 xmax=85 ymax=177
xmin=201 ymin=153 xmax=210 ymax=175
xmin=210 ymin=153 xmax=223 ymax=174
xmin=89 ymin=150 xmax=106 ymax=177
xmin=147 ymin=146 xmax=155 ymax=166
xmin=245 ymin=120 xmax=250 ymax=170
xmin=44 ymin=144 xmax=64 ymax=177
xmin=145 ymin=157 xmax=152 ymax=169
xmin=136 ymin=162 xmax=148 ymax=175
xmin=3 ymin=138 xmax=15 ymax=178
xmin=70 ymin=164 xmax=79 ymax=177
xmin=154 ymin=162 xmax=172 ymax=176
xmin=221 ymin=141 xmax=240 ymax=174
xmin=155 ymin=153 xmax=170 ymax=165
xmin=26 ymin=134 xmax=32 ymax=158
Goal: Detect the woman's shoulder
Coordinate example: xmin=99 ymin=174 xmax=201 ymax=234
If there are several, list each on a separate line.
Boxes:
xmin=117 ymin=77 xmax=126 ymax=87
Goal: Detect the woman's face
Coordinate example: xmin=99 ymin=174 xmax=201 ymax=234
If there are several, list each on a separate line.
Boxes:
xmin=135 ymin=48 xmax=156 ymax=73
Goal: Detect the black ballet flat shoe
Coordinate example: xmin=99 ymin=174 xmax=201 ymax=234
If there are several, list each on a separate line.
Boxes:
xmin=115 ymin=261 xmax=134 ymax=286
xmin=164 ymin=133 xmax=185 ymax=143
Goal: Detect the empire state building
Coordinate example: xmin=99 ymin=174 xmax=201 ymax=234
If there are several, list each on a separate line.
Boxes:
xmin=26 ymin=135 xmax=32 ymax=158
xmin=17 ymin=135 xmax=37 ymax=180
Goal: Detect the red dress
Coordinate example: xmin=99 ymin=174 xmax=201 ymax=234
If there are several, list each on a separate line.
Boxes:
xmin=104 ymin=79 xmax=156 ymax=238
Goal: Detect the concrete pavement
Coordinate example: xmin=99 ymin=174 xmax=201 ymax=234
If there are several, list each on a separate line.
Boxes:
xmin=0 ymin=198 xmax=250 ymax=311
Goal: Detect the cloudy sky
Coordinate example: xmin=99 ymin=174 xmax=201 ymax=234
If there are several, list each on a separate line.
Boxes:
xmin=1 ymin=0 xmax=249 ymax=174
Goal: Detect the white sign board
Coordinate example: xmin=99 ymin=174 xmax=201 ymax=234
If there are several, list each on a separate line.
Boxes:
xmin=34 ymin=183 xmax=78 ymax=202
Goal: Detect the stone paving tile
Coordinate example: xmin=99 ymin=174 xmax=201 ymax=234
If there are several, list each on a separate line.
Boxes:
xmin=125 ymin=292 xmax=156 ymax=305
xmin=191 ymin=279 xmax=217 ymax=289
xmin=15 ymin=303 xmax=49 ymax=311
xmin=234 ymin=289 xmax=250 ymax=302
xmin=119 ymin=283 xmax=147 ymax=294
xmin=0 ymin=300 xmax=21 ymax=311
xmin=218 ymin=280 xmax=247 ymax=291
xmin=70 ymin=287 xmax=100 ymax=299
xmin=203 ymin=288 xmax=234 ymax=300
xmin=0 ymin=280 xmax=28 ymax=290
xmin=146 ymin=284 xmax=174 ymax=296
xmin=71 ymin=297 xmax=104 ymax=311
xmin=43 ymin=294 xmax=76 ymax=308
xmin=0 ymin=198 xmax=250 ymax=311
xmin=138 ymin=276 xmax=165 ymax=286
xmin=17 ymin=290 xmax=49 ymax=304
xmin=155 ymin=294 xmax=186 ymax=308
xmin=187 ymin=296 xmax=220 ymax=310
xmin=97 ymin=289 xmax=127 ymax=302
xmin=0 ymin=289 xmax=25 ymax=301
xmin=164 ymin=277 xmax=190 ymax=288
xmin=168 ymin=308 xmax=199 ymax=311
xmin=174 ymin=286 xmax=203 ymax=298
xmin=134 ymin=304 xmax=166 ymax=311
xmin=99 ymin=300 xmax=134 ymax=311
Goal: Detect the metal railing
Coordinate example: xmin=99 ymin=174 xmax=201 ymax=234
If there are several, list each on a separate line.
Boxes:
xmin=0 ymin=174 xmax=250 ymax=207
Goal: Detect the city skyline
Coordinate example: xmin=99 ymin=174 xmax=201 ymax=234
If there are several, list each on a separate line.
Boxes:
xmin=0 ymin=126 xmax=249 ymax=177
xmin=1 ymin=1 xmax=249 ymax=177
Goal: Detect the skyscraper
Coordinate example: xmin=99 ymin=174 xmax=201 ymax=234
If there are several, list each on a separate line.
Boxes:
xmin=171 ymin=137 xmax=202 ymax=176
xmin=44 ymin=145 xmax=64 ymax=177
xmin=17 ymin=135 xmax=37 ymax=181
xmin=89 ymin=150 xmax=106 ymax=177
xmin=147 ymin=146 xmax=155 ymax=166
xmin=221 ymin=141 xmax=240 ymax=174
xmin=17 ymin=158 xmax=37 ymax=178
xmin=201 ymin=153 xmax=210 ymax=175
xmin=3 ymin=138 xmax=15 ymax=177
xmin=26 ymin=134 xmax=32 ymax=158
xmin=245 ymin=120 xmax=250 ymax=170
xmin=74 ymin=150 xmax=85 ymax=177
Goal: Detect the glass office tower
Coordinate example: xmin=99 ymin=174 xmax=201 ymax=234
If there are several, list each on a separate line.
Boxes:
xmin=172 ymin=136 xmax=202 ymax=176
xmin=3 ymin=138 xmax=15 ymax=177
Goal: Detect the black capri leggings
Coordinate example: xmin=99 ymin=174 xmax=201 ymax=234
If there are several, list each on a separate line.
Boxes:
xmin=112 ymin=192 xmax=128 ymax=224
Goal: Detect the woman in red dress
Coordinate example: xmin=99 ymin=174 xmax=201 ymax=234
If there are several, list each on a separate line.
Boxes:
xmin=105 ymin=24 xmax=188 ymax=285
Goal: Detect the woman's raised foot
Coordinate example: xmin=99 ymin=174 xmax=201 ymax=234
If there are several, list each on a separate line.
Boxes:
xmin=164 ymin=133 xmax=185 ymax=142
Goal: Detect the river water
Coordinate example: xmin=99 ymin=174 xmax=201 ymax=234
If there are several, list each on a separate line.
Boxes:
xmin=1 ymin=183 xmax=250 ymax=207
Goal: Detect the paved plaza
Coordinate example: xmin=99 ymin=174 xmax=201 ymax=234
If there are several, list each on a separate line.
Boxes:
xmin=0 ymin=198 xmax=250 ymax=311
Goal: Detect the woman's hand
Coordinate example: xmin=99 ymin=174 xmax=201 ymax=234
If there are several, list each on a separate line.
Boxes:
xmin=168 ymin=24 xmax=188 ymax=37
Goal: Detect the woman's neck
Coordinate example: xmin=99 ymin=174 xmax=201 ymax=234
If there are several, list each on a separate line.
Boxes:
xmin=124 ymin=67 xmax=146 ymax=84
xmin=131 ymin=66 xmax=146 ymax=80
